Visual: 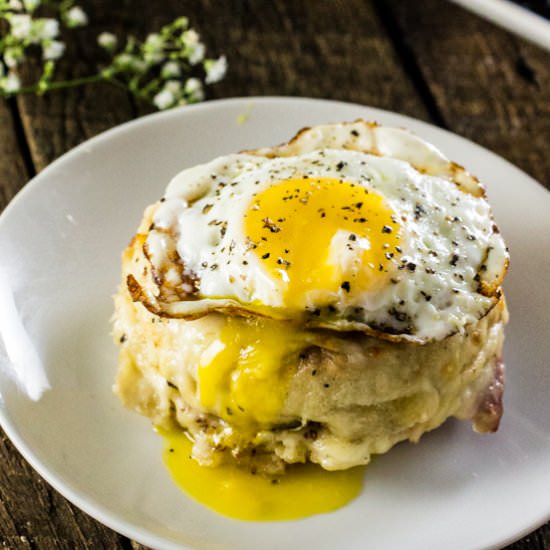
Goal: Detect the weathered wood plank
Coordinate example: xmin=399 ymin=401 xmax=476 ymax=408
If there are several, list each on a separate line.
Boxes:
xmin=0 ymin=101 xmax=30 ymax=208
xmin=383 ymin=0 xmax=550 ymax=190
xmin=0 ymin=431 xmax=127 ymax=549
xmin=16 ymin=0 xmax=136 ymax=172
xmin=130 ymin=0 xmax=430 ymax=120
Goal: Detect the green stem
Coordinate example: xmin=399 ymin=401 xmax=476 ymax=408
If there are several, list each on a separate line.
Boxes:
xmin=3 ymin=72 xmax=128 ymax=96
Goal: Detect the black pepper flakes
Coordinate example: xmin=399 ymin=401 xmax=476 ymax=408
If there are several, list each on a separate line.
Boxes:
xmin=341 ymin=281 xmax=351 ymax=292
xmin=382 ymin=225 xmax=393 ymax=234
xmin=450 ymin=254 xmax=459 ymax=267
xmin=262 ymin=217 xmax=281 ymax=233
xmin=420 ymin=291 xmax=432 ymax=302
xmin=414 ymin=203 xmax=426 ymax=219
xmin=262 ymin=253 xmax=270 ymax=259
xmin=388 ymin=307 xmax=408 ymax=323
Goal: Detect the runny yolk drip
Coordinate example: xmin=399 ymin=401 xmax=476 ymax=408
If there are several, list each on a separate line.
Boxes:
xmin=160 ymin=429 xmax=366 ymax=521
xmin=245 ymin=177 xmax=402 ymax=310
xmin=198 ymin=316 xmax=308 ymax=430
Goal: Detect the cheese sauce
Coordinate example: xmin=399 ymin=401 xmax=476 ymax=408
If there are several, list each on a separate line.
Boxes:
xmin=160 ymin=429 xmax=365 ymax=521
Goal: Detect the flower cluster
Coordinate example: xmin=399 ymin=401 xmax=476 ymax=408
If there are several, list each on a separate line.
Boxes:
xmin=0 ymin=1 xmax=227 ymax=109
xmin=0 ymin=0 xmax=88 ymax=93
xmin=99 ymin=17 xmax=227 ymax=109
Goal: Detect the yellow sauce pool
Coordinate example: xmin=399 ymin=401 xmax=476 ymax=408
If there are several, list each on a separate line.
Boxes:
xmin=160 ymin=429 xmax=365 ymax=521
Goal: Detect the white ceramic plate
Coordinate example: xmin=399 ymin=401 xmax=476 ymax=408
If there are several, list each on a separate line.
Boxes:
xmin=0 ymin=97 xmax=548 ymax=550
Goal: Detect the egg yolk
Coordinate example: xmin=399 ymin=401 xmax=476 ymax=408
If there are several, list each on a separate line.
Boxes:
xmin=244 ymin=178 xmax=402 ymax=311
xmin=160 ymin=428 xmax=365 ymax=521
xmin=198 ymin=316 xmax=308 ymax=432
xmin=191 ymin=317 xmax=366 ymax=520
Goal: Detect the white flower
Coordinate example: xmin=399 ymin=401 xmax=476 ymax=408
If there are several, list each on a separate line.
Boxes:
xmin=143 ymin=33 xmax=165 ymax=65
xmin=184 ymin=77 xmax=204 ymax=101
xmin=164 ymin=80 xmax=182 ymax=95
xmin=65 ymin=6 xmax=88 ymax=27
xmin=153 ymin=89 xmax=175 ymax=110
xmin=161 ymin=61 xmax=181 ymax=79
xmin=23 ymin=0 xmax=41 ymax=11
xmin=43 ymin=40 xmax=65 ymax=61
xmin=4 ymin=48 xmax=24 ymax=68
xmin=2 ymin=73 xmax=21 ymax=93
xmin=181 ymin=29 xmax=199 ymax=47
xmin=97 ymin=32 xmax=117 ymax=51
xmin=182 ymin=30 xmax=205 ymax=64
xmin=204 ymin=55 xmax=227 ymax=84
xmin=37 ymin=18 xmax=60 ymax=41
xmin=8 ymin=0 xmax=23 ymax=10
xmin=188 ymin=42 xmax=205 ymax=65
xmin=114 ymin=53 xmax=146 ymax=73
xmin=144 ymin=50 xmax=164 ymax=65
xmin=10 ymin=14 xmax=32 ymax=40
xmin=145 ymin=33 xmax=164 ymax=50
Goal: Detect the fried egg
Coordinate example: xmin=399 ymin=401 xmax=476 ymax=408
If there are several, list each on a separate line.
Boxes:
xmin=132 ymin=121 xmax=508 ymax=343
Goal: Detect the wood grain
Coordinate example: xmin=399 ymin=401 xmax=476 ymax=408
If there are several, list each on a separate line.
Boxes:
xmin=0 ymin=101 xmax=30 ymax=209
xmin=15 ymin=0 xmax=136 ymax=172
xmin=382 ymin=0 xmax=550 ymax=190
xmin=128 ymin=0 xmax=431 ymax=120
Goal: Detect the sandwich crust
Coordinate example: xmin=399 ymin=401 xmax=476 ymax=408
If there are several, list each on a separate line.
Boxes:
xmin=114 ymin=222 xmax=507 ymax=473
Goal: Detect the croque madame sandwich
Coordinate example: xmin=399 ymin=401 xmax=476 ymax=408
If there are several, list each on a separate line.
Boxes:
xmin=113 ymin=121 xmax=509 ymax=474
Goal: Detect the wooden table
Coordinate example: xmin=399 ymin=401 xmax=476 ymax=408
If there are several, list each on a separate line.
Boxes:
xmin=1 ymin=1 xmax=549 ymax=548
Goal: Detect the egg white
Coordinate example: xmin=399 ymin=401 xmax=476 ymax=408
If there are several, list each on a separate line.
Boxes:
xmin=146 ymin=144 xmax=507 ymax=342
